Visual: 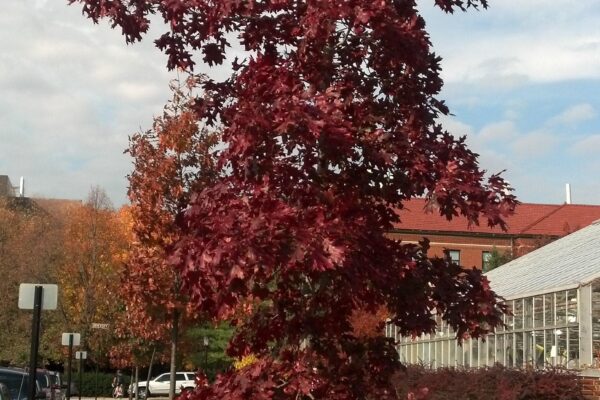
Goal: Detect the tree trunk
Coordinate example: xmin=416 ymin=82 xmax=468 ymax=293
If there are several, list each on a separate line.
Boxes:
xmin=146 ymin=348 xmax=156 ymax=398
xmin=133 ymin=365 xmax=138 ymax=400
xmin=169 ymin=310 xmax=180 ymax=400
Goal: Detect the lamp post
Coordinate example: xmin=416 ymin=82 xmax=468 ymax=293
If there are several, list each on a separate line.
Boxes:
xmin=202 ymin=337 xmax=209 ymax=372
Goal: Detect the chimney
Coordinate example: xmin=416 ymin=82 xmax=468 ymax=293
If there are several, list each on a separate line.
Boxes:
xmin=565 ymin=183 xmax=571 ymax=205
xmin=19 ymin=176 xmax=24 ymax=198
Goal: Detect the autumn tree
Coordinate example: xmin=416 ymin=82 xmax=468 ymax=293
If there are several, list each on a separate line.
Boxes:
xmin=0 ymin=199 xmax=35 ymax=364
xmin=122 ymin=79 xmax=219 ymax=399
xmin=58 ymin=186 xmax=129 ymax=364
xmin=0 ymin=197 xmax=64 ymax=364
xmin=0 ymin=191 xmax=127 ymax=367
xmin=71 ymin=0 xmax=517 ymax=399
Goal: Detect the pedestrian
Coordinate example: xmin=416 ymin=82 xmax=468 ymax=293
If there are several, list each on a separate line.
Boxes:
xmin=112 ymin=370 xmax=124 ymax=398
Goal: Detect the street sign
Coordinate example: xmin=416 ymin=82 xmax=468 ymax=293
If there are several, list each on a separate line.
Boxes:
xmin=61 ymin=333 xmax=81 ymax=346
xmin=75 ymin=351 xmax=87 ymax=360
xmin=62 ymin=332 xmax=80 ymax=400
xmin=91 ymin=323 xmax=110 ymax=330
xmin=18 ymin=284 xmax=58 ymax=310
xmin=19 ymin=283 xmax=58 ymax=400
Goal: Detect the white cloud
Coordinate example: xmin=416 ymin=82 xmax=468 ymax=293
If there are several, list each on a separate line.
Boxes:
xmin=475 ymin=148 xmax=516 ymax=177
xmin=569 ymin=134 xmax=600 ymax=155
xmin=1 ymin=0 xmax=599 ymax=208
xmin=510 ymin=131 xmax=560 ymax=158
xmin=479 ymin=121 xmax=518 ymax=142
xmin=503 ymin=107 xmax=520 ymax=121
xmin=440 ymin=35 xmax=600 ymax=85
xmin=0 ymin=1 xmax=204 ymax=205
xmin=114 ymin=82 xmax=164 ymax=102
xmin=415 ymin=1 xmax=600 ymax=205
xmin=436 ymin=116 xmax=516 ymax=179
xmin=422 ymin=0 xmax=600 ymax=86
xmin=548 ymin=103 xmax=596 ymax=126
xmin=438 ymin=115 xmax=473 ymax=137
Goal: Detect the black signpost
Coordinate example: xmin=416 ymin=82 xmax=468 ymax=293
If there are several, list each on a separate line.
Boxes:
xmin=27 ymin=286 xmax=43 ymax=400
xmin=75 ymin=351 xmax=87 ymax=400
xmin=62 ymin=333 xmax=81 ymax=400
xmin=18 ymin=284 xmax=58 ymax=400
xmin=67 ymin=335 xmax=73 ymax=400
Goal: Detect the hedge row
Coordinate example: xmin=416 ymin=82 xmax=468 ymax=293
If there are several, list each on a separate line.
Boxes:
xmin=74 ymin=365 xmax=584 ymax=399
xmin=392 ymin=365 xmax=584 ymax=400
xmin=73 ymin=371 xmax=129 ymax=397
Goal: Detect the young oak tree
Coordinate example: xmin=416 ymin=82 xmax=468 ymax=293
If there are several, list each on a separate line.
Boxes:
xmin=123 ymin=79 xmax=219 ymax=399
xmin=70 ymin=0 xmax=517 ymax=398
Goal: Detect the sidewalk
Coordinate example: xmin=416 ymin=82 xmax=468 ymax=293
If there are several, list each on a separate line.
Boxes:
xmin=79 ymin=398 xmax=169 ymax=400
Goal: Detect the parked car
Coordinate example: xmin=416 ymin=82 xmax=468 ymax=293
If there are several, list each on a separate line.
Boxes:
xmin=65 ymin=382 xmax=77 ymax=398
xmin=0 ymin=367 xmax=45 ymax=400
xmin=0 ymin=383 xmax=11 ymax=400
xmin=46 ymin=372 xmax=62 ymax=400
xmin=34 ymin=370 xmax=55 ymax=400
xmin=38 ymin=371 xmax=63 ymax=400
xmin=129 ymin=372 xmax=196 ymax=398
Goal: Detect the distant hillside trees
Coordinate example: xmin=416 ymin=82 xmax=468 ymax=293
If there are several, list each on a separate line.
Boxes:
xmin=0 ymin=198 xmax=63 ymax=364
xmin=0 ymin=190 xmax=128 ymax=367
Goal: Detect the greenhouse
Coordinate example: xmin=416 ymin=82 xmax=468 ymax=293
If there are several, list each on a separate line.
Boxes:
xmin=387 ymin=219 xmax=600 ymax=370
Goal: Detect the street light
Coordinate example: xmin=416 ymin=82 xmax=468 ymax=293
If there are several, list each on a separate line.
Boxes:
xmin=202 ymin=337 xmax=209 ymax=371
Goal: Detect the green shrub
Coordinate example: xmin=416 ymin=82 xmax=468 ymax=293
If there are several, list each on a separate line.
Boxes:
xmin=184 ymin=324 xmax=234 ymax=381
xmin=73 ymin=371 xmax=130 ymax=397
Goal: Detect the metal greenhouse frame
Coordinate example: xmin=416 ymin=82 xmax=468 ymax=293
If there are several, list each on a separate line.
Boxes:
xmin=387 ymin=220 xmax=600 ymax=370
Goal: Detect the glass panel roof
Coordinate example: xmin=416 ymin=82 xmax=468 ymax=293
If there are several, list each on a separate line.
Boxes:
xmin=486 ymin=220 xmax=600 ymax=299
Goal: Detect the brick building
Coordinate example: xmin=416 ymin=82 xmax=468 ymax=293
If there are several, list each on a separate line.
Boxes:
xmin=0 ymin=174 xmax=41 ymax=212
xmin=387 ymin=220 xmax=600 ymax=399
xmin=0 ymin=175 xmax=79 ymax=213
xmin=389 ymin=198 xmax=600 ymax=270
xmin=0 ymin=175 xmax=16 ymax=197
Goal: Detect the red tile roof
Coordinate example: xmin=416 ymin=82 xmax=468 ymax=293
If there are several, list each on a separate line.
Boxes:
xmin=523 ymin=204 xmax=600 ymax=236
xmin=394 ymin=198 xmax=600 ymax=237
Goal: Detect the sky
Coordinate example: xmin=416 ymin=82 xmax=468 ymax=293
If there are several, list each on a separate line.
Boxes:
xmin=0 ymin=1 xmax=599 ymax=206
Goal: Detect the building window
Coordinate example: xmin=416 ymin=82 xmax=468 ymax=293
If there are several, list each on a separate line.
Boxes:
xmin=447 ymin=250 xmax=460 ymax=265
xmin=482 ymin=251 xmax=492 ymax=271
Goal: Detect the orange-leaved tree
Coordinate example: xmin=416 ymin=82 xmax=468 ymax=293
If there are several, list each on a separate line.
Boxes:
xmin=58 ymin=186 xmax=129 ymax=365
xmin=123 ymin=77 xmax=220 ymax=399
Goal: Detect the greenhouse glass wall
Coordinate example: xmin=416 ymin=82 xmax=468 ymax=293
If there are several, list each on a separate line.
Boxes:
xmin=387 ymin=220 xmax=600 ymax=370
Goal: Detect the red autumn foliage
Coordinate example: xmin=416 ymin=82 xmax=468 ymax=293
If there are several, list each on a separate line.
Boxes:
xmin=349 ymin=307 xmax=389 ymax=339
xmin=393 ymin=365 xmax=584 ymax=400
xmin=70 ymin=0 xmax=516 ymax=398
